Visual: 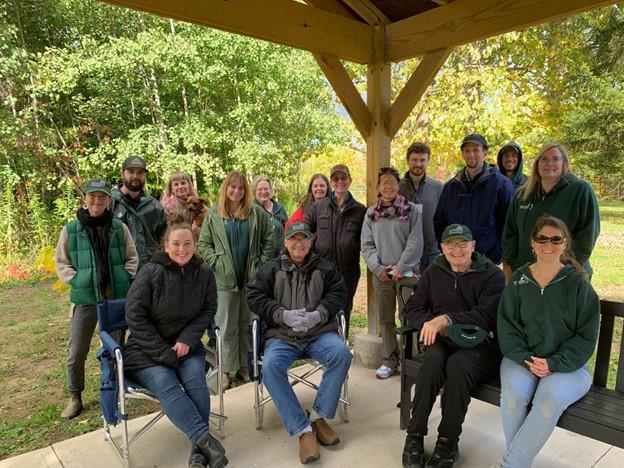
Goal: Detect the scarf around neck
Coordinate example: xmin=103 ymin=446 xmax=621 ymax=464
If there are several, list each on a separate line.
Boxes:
xmin=77 ymin=207 xmax=113 ymax=297
xmin=370 ymin=194 xmax=411 ymax=222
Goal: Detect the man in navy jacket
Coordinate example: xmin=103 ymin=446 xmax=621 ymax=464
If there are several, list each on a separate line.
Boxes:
xmin=433 ymin=134 xmax=514 ymax=264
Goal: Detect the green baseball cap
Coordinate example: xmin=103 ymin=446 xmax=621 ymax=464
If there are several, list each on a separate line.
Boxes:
xmin=285 ymin=222 xmax=313 ymax=239
xmin=447 ymin=324 xmax=491 ymax=349
xmin=441 ymin=224 xmax=473 ymax=243
xmin=83 ymin=179 xmax=111 ymax=196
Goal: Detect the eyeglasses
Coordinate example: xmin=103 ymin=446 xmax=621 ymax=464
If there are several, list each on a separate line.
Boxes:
xmin=533 ymin=235 xmax=566 ymax=245
xmin=331 ymin=175 xmax=349 ymax=182
xmin=443 ymin=241 xmax=469 ymax=250
xmin=538 ymin=157 xmax=562 ymax=165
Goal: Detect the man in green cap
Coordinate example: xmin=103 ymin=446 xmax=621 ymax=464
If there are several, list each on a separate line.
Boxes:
xmin=55 ymin=178 xmax=138 ymax=419
xmin=401 ymin=224 xmax=505 ymax=468
xmin=246 ymin=222 xmax=351 ymax=465
xmin=110 ymin=156 xmax=167 ymax=267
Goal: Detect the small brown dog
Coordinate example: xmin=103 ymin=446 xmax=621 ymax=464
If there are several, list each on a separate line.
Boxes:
xmin=186 ymin=195 xmax=208 ymax=228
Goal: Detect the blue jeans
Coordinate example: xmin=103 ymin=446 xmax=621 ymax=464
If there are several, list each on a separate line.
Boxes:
xmin=500 ymin=357 xmax=591 ymax=468
xmin=132 ymin=354 xmax=211 ymax=444
xmin=261 ymin=332 xmax=352 ymax=437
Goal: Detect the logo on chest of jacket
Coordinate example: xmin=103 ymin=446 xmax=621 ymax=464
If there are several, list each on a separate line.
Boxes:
xmin=514 ymin=274 xmax=530 ymax=286
xmin=519 ymin=203 xmax=533 ymax=210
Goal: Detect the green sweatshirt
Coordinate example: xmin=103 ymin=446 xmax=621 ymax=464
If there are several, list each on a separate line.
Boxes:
xmin=501 ymin=173 xmax=600 ymax=272
xmin=497 ymin=264 xmax=600 ymax=373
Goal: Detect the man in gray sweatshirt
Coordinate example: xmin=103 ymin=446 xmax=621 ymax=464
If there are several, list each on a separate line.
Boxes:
xmin=399 ymin=142 xmax=443 ymax=271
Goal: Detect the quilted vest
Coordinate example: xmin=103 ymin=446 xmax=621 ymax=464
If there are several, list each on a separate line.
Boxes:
xmin=66 ymin=218 xmax=130 ymax=304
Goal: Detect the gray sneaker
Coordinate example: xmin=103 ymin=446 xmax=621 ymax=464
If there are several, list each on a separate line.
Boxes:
xmin=376 ymin=365 xmax=397 ymax=379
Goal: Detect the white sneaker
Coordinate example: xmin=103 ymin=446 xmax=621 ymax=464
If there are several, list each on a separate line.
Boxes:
xmin=375 ymin=365 xmax=397 ymax=379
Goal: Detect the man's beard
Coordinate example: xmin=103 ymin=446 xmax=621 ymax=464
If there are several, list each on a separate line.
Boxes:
xmin=123 ymin=179 xmax=144 ymax=192
xmin=410 ymin=168 xmax=425 ymax=177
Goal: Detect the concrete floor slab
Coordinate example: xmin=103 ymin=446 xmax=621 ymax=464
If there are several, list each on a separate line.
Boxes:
xmin=0 ymin=447 xmax=63 ymax=468
xmin=1 ymin=362 xmax=619 ymax=467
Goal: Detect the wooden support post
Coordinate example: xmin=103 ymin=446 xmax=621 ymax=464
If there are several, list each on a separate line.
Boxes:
xmin=365 ymin=25 xmax=391 ymax=336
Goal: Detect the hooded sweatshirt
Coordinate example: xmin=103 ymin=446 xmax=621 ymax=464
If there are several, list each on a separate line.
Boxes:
xmin=502 ymin=173 xmax=600 ymax=273
xmin=405 ymin=252 xmax=505 ymax=347
xmin=497 ymin=264 xmax=599 ymax=373
xmin=497 ymin=141 xmax=527 ymax=189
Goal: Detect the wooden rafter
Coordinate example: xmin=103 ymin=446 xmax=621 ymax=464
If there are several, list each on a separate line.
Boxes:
xmin=102 ymin=0 xmax=373 ymax=63
xmin=313 ymin=53 xmax=371 ymax=138
xmin=387 ymin=48 xmax=451 ymax=138
xmin=343 ymin=0 xmax=391 ymax=25
xmin=304 ymin=0 xmax=357 ymax=20
xmin=387 ymin=0 xmax=617 ymax=62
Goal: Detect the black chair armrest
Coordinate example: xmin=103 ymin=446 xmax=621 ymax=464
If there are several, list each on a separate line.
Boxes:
xmin=396 ymin=326 xmax=417 ymax=336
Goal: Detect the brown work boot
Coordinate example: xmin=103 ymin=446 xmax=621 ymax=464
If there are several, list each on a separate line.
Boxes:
xmin=311 ymin=417 xmax=340 ymax=446
xmin=299 ymin=431 xmax=320 ymax=464
xmin=237 ymin=367 xmax=251 ymax=384
xmin=61 ymin=393 xmax=83 ymax=419
xmin=221 ymin=372 xmax=231 ymax=390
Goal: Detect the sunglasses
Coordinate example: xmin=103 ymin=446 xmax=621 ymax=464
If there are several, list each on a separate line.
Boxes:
xmin=533 ymin=235 xmax=566 ymax=245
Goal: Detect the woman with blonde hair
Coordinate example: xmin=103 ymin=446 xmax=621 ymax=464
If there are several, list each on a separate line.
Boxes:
xmin=252 ymin=175 xmax=288 ymax=257
xmin=198 ymin=171 xmax=274 ymax=388
xmin=161 ymin=171 xmax=205 ymax=231
xmin=501 ymin=143 xmax=600 ymax=280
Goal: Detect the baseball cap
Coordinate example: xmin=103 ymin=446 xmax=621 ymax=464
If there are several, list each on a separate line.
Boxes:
xmin=330 ymin=164 xmax=350 ymax=178
xmin=460 ymin=133 xmax=488 ymax=150
xmin=441 ymin=224 xmax=473 ymax=243
xmin=122 ymin=156 xmax=147 ymax=171
xmin=285 ymin=222 xmax=313 ymax=239
xmin=447 ymin=324 xmax=491 ymax=349
xmin=83 ymin=179 xmax=112 ymax=196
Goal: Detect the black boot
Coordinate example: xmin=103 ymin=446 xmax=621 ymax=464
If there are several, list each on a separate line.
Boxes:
xmin=402 ymin=433 xmax=426 ymax=468
xmin=426 ymin=436 xmax=459 ymax=468
xmin=189 ymin=444 xmax=209 ymax=468
xmin=196 ymin=432 xmax=228 ymax=468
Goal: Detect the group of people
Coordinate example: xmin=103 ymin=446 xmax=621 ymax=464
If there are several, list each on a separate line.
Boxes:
xmin=53 ymin=131 xmax=601 ymax=468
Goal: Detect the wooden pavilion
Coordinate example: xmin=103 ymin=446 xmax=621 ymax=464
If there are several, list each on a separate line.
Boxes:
xmin=101 ymin=0 xmax=616 ymax=334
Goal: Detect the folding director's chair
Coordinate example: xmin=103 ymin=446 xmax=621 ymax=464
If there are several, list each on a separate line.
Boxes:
xmin=96 ymin=299 xmax=227 ymax=468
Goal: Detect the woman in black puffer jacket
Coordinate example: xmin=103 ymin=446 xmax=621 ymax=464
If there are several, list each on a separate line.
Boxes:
xmin=124 ymin=223 xmax=228 ymax=468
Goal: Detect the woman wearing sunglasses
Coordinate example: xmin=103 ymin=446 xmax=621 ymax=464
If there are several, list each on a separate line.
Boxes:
xmin=494 ymin=215 xmax=599 ymax=468
xmin=361 ymin=166 xmax=423 ymax=379
xmin=501 ymin=143 xmax=600 ymax=281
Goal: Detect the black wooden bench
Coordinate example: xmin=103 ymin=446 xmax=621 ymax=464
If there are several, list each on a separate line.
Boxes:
xmin=398 ymin=299 xmax=624 ymax=448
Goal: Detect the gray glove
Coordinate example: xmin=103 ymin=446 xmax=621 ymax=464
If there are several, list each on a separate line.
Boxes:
xmin=281 ymin=308 xmax=307 ymax=330
xmin=293 ymin=310 xmax=322 ymax=332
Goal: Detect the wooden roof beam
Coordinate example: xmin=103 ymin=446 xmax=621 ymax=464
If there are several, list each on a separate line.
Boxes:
xmin=102 ymin=0 xmax=373 ymax=63
xmin=343 ymin=0 xmax=391 ymax=25
xmin=387 ymin=0 xmax=617 ymax=62
xmin=313 ymin=53 xmax=371 ymax=138
xmin=387 ymin=48 xmax=451 ymax=138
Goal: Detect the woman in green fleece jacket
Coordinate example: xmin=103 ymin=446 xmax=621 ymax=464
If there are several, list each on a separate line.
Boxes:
xmin=198 ymin=171 xmax=274 ymax=389
xmin=495 ymin=215 xmax=599 ymax=468
xmin=501 ymin=143 xmax=600 ymax=280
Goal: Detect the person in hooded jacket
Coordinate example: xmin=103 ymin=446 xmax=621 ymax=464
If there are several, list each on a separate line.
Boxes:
xmin=124 ymin=223 xmax=228 ymax=468
xmin=54 ymin=179 xmax=138 ymax=420
xmin=501 ymin=143 xmax=600 ymax=280
xmin=402 ymin=224 xmax=505 ymax=468
xmin=246 ymin=222 xmax=351 ymax=465
xmin=497 ymin=141 xmax=527 ymax=190
xmin=495 ymin=215 xmax=599 ymax=468
xmin=434 ymin=134 xmax=514 ymax=265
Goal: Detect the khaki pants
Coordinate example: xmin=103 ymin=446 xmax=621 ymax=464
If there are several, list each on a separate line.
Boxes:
xmin=373 ymin=276 xmax=419 ymax=369
xmin=215 ymin=290 xmax=251 ymax=374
